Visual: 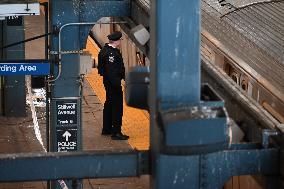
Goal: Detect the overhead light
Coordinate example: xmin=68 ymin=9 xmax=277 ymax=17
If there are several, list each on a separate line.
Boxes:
xmin=131 ymin=24 xmax=150 ymax=46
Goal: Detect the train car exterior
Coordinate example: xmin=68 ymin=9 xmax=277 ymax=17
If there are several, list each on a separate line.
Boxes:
xmin=201 ymin=0 xmax=284 ymax=124
xmin=201 ymin=34 xmax=284 ymax=124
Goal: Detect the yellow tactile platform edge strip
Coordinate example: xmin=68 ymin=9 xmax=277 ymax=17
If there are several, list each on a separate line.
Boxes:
xmin=85 ymin=37 xmax=149 ymax=150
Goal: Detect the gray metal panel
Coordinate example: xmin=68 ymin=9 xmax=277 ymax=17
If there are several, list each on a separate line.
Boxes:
xmin=3 ymin=17 xmax=26 ymax=117
xmin=3 ymin=75 xmax=26 ymax=116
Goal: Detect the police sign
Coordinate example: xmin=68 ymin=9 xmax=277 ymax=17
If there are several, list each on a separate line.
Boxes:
xmin=0 ymin=63 xmax=50 ymax=75
xmin=57 ymin=128 xmax=77 ymax=152
xmin=55 ymin=98 xmax=80 ymax=152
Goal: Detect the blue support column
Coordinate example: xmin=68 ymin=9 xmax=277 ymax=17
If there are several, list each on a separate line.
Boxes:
xmin=153 ymin=0 xmax=200 ymax=106
xmin=49 ymin=1 xmax=129 ymax=188
xmin=150 ymin=1 xmax=201 ymax=189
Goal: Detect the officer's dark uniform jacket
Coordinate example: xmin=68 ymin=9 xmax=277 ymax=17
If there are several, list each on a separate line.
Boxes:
xmin=98 ymin=43 xmax=125 ymax=84
xmin=98 ymin=43 xmax=125 ymax=134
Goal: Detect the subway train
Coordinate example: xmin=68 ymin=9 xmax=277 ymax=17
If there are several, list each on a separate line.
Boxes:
xmin=90 ymin=0 xmax=283 ymax=125
xmin=201 ymin=0 xmax=284 ymax=124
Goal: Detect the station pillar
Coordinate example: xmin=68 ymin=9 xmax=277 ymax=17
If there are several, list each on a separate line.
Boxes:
xmin=150 ymin=0 xmax=201 ymax=188
xmin=49 ymin=0 xmax=129 ymax=188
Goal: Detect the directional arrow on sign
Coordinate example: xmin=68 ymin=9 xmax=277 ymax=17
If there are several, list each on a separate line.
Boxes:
xmin=62 ymin=131 xmax=71 ymax=141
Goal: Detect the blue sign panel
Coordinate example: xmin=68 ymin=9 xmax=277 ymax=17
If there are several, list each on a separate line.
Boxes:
xmin=0 ymin=63 xmax=50 ymax=75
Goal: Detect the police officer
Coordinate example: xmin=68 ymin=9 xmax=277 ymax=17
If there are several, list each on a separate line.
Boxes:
xmin=98 ymin=31 xmax=129 ymax=140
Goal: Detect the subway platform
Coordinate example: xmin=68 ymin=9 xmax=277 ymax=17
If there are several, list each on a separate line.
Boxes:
xmin=0 ymin=13 xmax=150 ymax=189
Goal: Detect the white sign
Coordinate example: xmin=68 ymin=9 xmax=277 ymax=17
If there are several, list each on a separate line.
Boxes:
xmin=0 ymin=3 xmax=40 ymax=17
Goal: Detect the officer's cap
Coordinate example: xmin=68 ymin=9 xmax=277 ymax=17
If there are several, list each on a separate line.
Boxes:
xmin=107 ymin=31 xmax=122 ymax=41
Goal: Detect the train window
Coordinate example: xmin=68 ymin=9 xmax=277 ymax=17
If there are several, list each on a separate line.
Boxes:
xmin=225 ymin=61 xmax=240 ymax=85
xmin=241 ymin=79 xmax=248 ymax=91
xmin=224 ymin=58 xmax=232 ymax=75
xmin=224 ymin=62 xmax=230 ymax=75
xmin=230 ymin=73 xmax=239 ymax=84
xmin=136 ymin=52 xmax=145 ymax=66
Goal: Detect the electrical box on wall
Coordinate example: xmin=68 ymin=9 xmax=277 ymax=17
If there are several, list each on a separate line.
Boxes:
xmin=79 ymin=53 xmax=94 ymax=75
xmin=131 ymin=24 xmax=150 ymax=46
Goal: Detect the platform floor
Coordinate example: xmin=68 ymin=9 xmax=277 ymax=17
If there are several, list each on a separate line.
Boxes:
xmin=85 ymin=69 xmax=150 ymax=150
xmin=0 ymin=78 xmax=149 ymax=189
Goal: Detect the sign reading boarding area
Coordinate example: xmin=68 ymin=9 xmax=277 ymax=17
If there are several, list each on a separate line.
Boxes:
xmin=0 ymin=62 xmax=50 ymax=75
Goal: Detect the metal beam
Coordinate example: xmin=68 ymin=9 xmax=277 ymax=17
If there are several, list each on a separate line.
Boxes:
xmin=0 ymin=150 xmax=149 ymax=182
xmin=201 ymin=145 xmax=279 ymax=188
xmin=153 ymin=145 xmax=279 ymax=189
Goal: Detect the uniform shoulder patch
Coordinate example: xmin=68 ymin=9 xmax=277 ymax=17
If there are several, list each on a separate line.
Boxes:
xmin=109 ymin=55 xmax=115 ymax=63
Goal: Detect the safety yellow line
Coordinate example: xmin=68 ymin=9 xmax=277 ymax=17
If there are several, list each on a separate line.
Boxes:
xmin=85 ymin=38 xmax=149 ymax=150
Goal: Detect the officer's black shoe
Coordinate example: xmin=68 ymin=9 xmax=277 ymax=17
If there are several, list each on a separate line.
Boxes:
xmin=101 ymin=130 xmax=112 ymax=135
xmin=111 ymin=133 xmax=129 ymax=140
xmin=121 ymin=133 xmax=129 ymax=139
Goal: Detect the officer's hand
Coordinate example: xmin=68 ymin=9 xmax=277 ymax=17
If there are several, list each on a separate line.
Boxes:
xmin=121 ymin=80 xmax=125 ymax=87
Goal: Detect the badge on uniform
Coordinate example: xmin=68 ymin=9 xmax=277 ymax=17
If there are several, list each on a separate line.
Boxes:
xmin=109 ymin=56 xmax=115 ymax=63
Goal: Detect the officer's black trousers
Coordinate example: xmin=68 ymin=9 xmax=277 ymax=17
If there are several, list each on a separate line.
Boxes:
xmin=102 ymin=78 xmax=123 ymax=134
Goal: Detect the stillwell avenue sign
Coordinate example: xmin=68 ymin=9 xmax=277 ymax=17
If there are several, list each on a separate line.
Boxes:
xmin=0 ymin=61 xmax=50 ymax=75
